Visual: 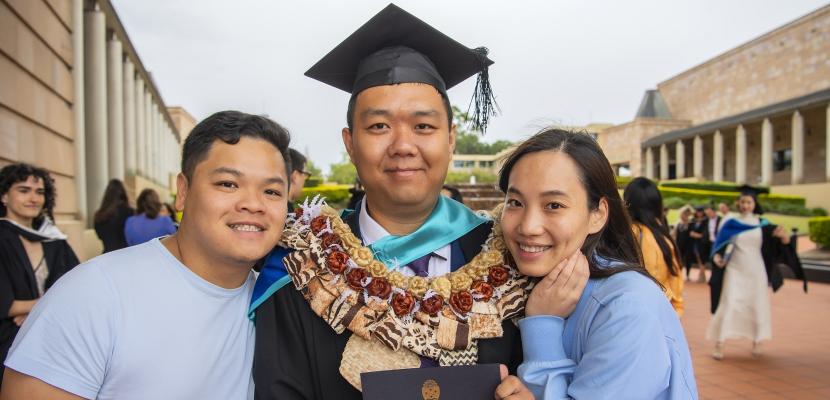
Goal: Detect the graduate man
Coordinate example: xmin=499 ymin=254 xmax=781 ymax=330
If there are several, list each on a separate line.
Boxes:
xmin=250 ymin=4 xmax=525 ymax=399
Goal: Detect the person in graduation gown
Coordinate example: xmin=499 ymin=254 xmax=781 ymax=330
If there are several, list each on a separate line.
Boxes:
xmin=0 ymin=163 xmax=79 ymax=388
xmin=706 ymin=189 xmax=807 ymax=360
xmin=673 ymin=205 xmax=694 ymax=280
xmin=688 ymin=207 xmax=709 ymax=282
xmin=249 ymin=5 xmax=520 ymax=399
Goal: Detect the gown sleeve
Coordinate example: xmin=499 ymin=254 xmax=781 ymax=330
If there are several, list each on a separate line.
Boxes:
xmin=253 ymin=287 xmax=316 ymax=400
xmin=0 ymin=256 xmax=15 ymax=317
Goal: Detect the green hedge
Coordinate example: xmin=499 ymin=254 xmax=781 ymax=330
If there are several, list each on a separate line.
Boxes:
xmin=304 ymin=176 xmax=323 ymax=187
xmin=615 ymin=176 xmax=633 ymax=189
xmin=299 ymin=185 xmax=351 ymax=207
xmin=659 ymin=181 xmax=766 ymax=193
xmin=445 ymin=169 xmax=498 ymax=184
xmin=657 ymin=187 xmax=805 ymax=207
xmin=615 ymin=178 xmax=824 ymax=216
xmin=809 ymin=217 xmax=830 ymax=248
xmin=662 ymin=197 xmax=689 ymax=209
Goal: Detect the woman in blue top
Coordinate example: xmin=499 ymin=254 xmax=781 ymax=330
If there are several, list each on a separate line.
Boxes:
xmin=124 ymin=189 xmax=177 ymax=246
xmin=493 ymin=129 xmax=697 ymax=400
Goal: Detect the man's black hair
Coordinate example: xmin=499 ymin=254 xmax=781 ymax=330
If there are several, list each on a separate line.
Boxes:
xmin=181 ymin=111 xmax=291 ymax=180
xmin=287 ymin=148 xmax=307 ymax=173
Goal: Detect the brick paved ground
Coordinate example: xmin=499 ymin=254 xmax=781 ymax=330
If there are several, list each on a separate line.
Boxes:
xmin=681 ymin=269 xmax=830 ymax=399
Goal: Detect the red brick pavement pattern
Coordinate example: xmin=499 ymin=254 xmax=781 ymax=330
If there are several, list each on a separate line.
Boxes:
xmin=682 ymin=269 xmax=830 ymax=399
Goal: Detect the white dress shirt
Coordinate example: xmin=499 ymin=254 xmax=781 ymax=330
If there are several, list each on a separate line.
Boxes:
xmin=708 ymin=217 xmax=719 ymax=242
xmin=358 ymin=199 xmax=451 ymax=277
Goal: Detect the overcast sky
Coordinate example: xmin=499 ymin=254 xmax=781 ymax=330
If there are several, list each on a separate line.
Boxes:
xmin=111 ymin=0 xmax=828 ymax=172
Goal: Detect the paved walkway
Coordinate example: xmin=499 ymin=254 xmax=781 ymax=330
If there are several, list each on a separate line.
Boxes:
xmin=681 ymin=270 xmax=830 ymax=399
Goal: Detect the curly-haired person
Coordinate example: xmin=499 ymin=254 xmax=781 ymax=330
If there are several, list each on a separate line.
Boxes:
xmin=0 ymin=163 xmax=79 ymax=388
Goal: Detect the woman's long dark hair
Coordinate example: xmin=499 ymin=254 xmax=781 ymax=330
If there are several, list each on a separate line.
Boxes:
xmin=94 ymin=179 xmax=130 ymax=224
xmin=0 ymin=163 xmax=57 ymax=229
xmin=498 ymin=128 xmax=650 ymax=281
xmin=624 ymin=177 xmax=681 ymax=275
xmin=136 ymin=189 xmax=162 ymax=219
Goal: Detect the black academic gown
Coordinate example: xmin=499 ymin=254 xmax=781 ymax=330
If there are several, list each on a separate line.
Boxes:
xmin=93 ymin=205 xmax=134 ymax=253
xmin=690 ymin=219 xmax=709 ymax=263
xmin=0 ymin=220 xmax=80 ymax=385
xmin=709 ymin=223 xmax=807 ymax=314
xmin=252 ymin=212 xmax=523 ymax=400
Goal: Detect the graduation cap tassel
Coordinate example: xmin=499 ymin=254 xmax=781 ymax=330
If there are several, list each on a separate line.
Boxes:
xmin=468 ymin=47 xmax=500 ymax=134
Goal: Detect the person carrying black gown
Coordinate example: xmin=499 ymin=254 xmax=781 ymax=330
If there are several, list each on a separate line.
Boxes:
xmin=689 ymin=206 xmax=709 ymax=282
xmin=0 ymin=163 xmax=79 ymax=388
xmin=249 ymin=5 xmax=524 ymax=399
xmin=93 ymin=179 xmax=135 ymax=253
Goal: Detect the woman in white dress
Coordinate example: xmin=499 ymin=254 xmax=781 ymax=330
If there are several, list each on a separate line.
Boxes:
xmin=705 ymin=191 xmax=793 ymax=360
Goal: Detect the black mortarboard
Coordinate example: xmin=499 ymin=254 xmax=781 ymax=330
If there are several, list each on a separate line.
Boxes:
xmin=736 ymin=184 xmax=769 ymax=197
xmin=305 ymin=3 xmax=498 ymax=132
xmin=736 ymin=184 xmax=767 ymax=215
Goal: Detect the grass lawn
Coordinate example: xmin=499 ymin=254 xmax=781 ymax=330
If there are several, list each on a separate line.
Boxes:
xmin=666 ymin=209 xmax=811 ymax=235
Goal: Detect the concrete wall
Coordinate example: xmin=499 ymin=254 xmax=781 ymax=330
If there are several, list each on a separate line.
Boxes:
xmin=0 ymin=0 xmax=78 ymax=220
xmin=597 ymin=118 xmax=691 ymax=176
xmin=772 ymin=182 xmax=830 ymax=210
xmin=657 ymin=5 xmax=830 ymax=125
xmin=168 ymin=106 xmax=195 ymax=142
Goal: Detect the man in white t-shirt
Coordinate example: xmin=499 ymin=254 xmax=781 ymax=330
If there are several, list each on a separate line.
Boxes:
xmin=1 ymin=111 xmax=291 ymax=399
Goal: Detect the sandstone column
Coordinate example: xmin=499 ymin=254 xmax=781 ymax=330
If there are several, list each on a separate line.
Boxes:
xmin=693 ymin=135 xmax=703 ymax=179
xmin=675 ymin=140 xmax=686 ymax=179
xmin=792 ymin=111 xmax=804 ymax=185
xmin=144 ymin=91 xmax=152 ymax=177
xmin=135 ymin=79 xmax=145 ymax=177
xmin=123 ymin=59 xmax=136 ymax=175
xmin=150 ymin=106 xmax=157 ymax=182
xmin=72 ymin=0 xmax=87 ymax=223
xmin=645 ymin=147 xmax=655 ymax=180
xmin=106 ymin=36 xmax=124 ymax=180
xmin=827 ymin=104 xmax=830 ymax=182
xmin=84 ymin=8 xmax=108 ymax=219
xmin=155 ymin=110 xmax=162 ymax=183
xmin=761 ymin=118 xmax=773 ymax=186
xmin=713 ymin=130 xmax=723 ymax=182
xmin=735 ymin=124 xmax=747 ymax=184
xmin=154 ymin=109 xmax=162 ymax=183
xmin=659 ymin=144 xmax=669 ymax=180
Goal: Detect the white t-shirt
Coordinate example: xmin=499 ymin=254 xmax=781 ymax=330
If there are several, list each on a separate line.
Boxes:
xmin=5 ymin=238 xmax=255 ymax=400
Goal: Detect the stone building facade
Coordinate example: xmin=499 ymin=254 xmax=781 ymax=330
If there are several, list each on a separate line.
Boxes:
xmin=1 ymin=0 xmax=190 ymax=259
xmin=597 ymin=4 xmax=830 ymax=209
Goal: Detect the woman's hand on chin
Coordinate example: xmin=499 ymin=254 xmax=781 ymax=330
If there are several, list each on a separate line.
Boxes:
xmin=525 ymin=250 xmax=590 ymax=318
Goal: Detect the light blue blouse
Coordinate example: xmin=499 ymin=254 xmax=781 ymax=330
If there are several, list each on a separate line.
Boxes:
xmin=518 ymin=270 xmax=698 ymax=400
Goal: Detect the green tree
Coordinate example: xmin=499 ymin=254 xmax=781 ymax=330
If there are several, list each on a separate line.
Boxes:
xmin=302 ymin=160 xmax=325 ymax=187
xmin=305 ymin=160 xmax=322 ymax=177
xmin=451 ymin=105 xmax=511 ymax=155
xmin=327 ymin=153 xmax=357 ymax=184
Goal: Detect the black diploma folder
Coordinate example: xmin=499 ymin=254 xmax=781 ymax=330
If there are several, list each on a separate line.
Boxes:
xmin=361 ymin=364 xmax=501 ymax=400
